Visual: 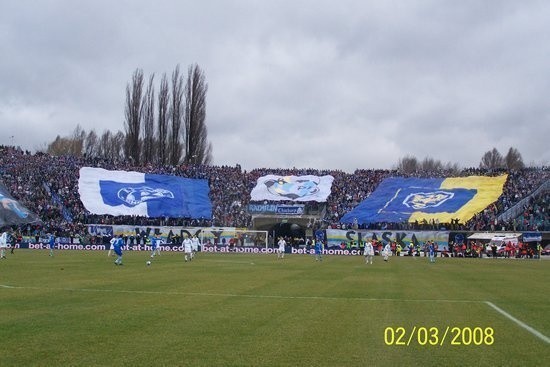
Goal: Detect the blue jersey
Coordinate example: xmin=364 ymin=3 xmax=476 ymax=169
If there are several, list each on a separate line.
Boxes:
xmin=113 ymin=238 xmax=124 ymax=256
xmin=49 ymin=235 xmax=55 ymax=249
xmin=315 ymin=241 xmax=323 ymax=254
xmin=151 ymin=237 xmax=158 ymax=250
xmin=428 ymin=244 xmax=435 ymax=256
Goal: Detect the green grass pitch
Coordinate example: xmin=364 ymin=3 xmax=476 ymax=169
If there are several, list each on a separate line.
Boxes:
xmin=1 ymin=250 xmax=548 ymax=366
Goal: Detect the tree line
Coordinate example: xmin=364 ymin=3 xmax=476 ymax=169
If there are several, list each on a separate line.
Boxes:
xmin=395 ymin=147 xmax=525 ymax=174
xmin=47 ymin=64 xmax=212 ymax=165
xmin=44 ymin=64 xmax=528 ymax=172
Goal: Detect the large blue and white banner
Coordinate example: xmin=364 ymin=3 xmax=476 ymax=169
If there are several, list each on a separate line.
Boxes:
xmin=250 ymin=175 xmax=334 ymax=202
xmin=78 ymin=167 xmax=212 ymax=219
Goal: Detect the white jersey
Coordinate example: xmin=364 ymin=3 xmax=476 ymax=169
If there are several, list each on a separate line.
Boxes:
xmin=0 ymin=232 xmax=8 ymax=248
xmin=383 ymin=244 xmax=391 ymax=256
xmin=364 ymin=242 xmax=374 ymax=256
xmin=278 ymin=239 xmax=286 ymax=252
xmin=191 ymin=237 xmax=200 ymax=251
xmin=109 ymin=237 xmax=116 ymax=250
xmin=183 ymin=238 xmax=193 ymax=253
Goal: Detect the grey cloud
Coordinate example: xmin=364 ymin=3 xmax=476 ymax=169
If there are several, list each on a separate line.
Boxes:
xmin=1 ymin=1 xmax=549 ymax=171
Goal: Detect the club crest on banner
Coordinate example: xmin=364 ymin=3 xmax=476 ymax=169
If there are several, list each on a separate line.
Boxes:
xmin=116 ymin=186 xmax=175 ymax=207
xmin=403 ymin=191 xmax=454 ymax=210
xmin=250 ymin=174 xmax=334 ymax=202
xmin=264 ymin=177 xmax=320 ymax=200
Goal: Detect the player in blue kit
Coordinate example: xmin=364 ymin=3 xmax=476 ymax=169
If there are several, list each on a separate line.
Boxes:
xmin=114 ymin=235 xmax=124 ymax=265
xmin=48 ymin=232 xmax=56 ymax=257
xmin=428 ymin=241 xmax=436 ymax=263
xmin=150 ymin=234 xmax=161 ymax=258
xmin=314 ymin=239 xmax=323 ymax=261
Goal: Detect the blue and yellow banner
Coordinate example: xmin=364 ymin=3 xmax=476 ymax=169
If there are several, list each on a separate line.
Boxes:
xmin=340 ymin=175 xmax=507 ymax=224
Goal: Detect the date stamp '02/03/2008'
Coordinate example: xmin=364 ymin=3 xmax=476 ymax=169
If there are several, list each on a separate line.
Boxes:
xmin=384 ymin=326 xmax=495 ymax=346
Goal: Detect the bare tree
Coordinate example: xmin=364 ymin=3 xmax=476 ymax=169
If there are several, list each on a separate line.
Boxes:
xmin=42 ymin=65 xmax=215 ymax=166
xmin=98 ymin=130 xmax=112 ymax=159
xmin=396 ymin=155 xmax=418 ymax=174
xmin=420 ymin=157 xmax=443 ymax=172
xmin=47 ymin=135 xmax=72 ymax=156
xmin=70 ymin=124 xmax=86 ymax=156
xmin=46 ymin=125 xmax=86 ymax=156
xmin=480 ymin=147 xmax=504 ymax=170
xmin=395 ymin=155 xmax=461 ymax=174
xmin=142 ymin=74 xmax=156 ymax=164
xmin=84 ymin=129 xmax=99 ymax=158
xmin=504 ymin=147 xmax=524 ymax=170
xmin=112 ymin=131 xmax=126 ymax=161
xmin=184 ymin=63 xmax=212 ymax=165
xmin=157 ymin=73 xmax=170 ymax=165
xmin=124 ymin=68 xmax=144 ymax=164
xmin=169 ymin=65 xmax=184 ymax=165
xmin=443 ymin=161 xmax=461 ymax=175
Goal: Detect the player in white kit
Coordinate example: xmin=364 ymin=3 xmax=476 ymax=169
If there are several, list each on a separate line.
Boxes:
xmin=108 ymin=236 xmax=116 ymax=257
xmin=0 ymin=228 xmax=9 ymax=259
xmin=277 ymin=237 xmax=286 ymax=259
xmin=183 ymin=235 xmax=193 ymax=262
xmin=364 ymin=240 xmax=374 ymax=265
xmin=383 ymin=243 xmax=391 ymax=262
xmin=191 ymin=234 xmax=200 ymax=260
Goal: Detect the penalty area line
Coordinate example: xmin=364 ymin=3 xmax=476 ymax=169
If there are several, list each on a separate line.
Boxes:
xmin=485 ymin=301 xmax=550 ymax=344
xmin=1 ymin=284 xmax=481 ymax=303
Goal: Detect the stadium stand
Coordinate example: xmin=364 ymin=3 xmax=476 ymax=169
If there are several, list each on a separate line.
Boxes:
xmin=1 ymin=145 xmax=549 ymax=240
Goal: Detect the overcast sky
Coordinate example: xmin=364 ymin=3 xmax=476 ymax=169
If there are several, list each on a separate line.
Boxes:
xmin=1 ymin=0 xmax=549 ymax=172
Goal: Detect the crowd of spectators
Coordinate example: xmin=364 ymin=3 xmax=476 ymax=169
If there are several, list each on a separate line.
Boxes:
xmin=508 ymin=192 xmax=549 ymax=231
xmin=1 ymin=145 xmax=549 ymax=239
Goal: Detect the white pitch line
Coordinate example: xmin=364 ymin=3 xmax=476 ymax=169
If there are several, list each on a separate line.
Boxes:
xmin=1 ymin=284 xmax=481 ymax=303
xmin=200 ymin=259 xmax=256 ymax=265
xmin=485 ymin=301 xmax=550 ymax=344
xmin=4 ymin=284 xmax=548 ymax=344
